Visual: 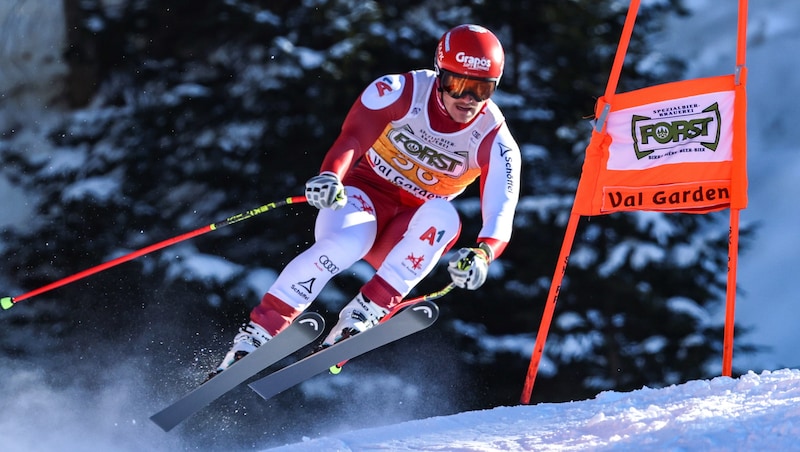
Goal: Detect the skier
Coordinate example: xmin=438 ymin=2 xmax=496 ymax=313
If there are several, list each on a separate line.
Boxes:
xmin=212 ymin=24 xmax=521 ymax=376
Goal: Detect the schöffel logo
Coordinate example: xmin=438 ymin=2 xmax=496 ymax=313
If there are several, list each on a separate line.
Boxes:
xmin=456 ymin=51 xmax=491 ymax=71
xmin=631 ymin=102 xmax=722 ymax=160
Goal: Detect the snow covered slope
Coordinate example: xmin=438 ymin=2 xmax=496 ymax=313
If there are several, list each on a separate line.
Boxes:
xmin=267 ymin=369 xmax=800 ymax=451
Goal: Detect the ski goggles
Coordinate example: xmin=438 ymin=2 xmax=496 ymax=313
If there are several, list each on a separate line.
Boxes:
xmin=438 ymin=70 xmax=497 ymax=102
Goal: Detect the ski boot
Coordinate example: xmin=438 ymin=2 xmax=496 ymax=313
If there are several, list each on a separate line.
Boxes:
xmin=207 ymin=321 xmax=271 ymax=379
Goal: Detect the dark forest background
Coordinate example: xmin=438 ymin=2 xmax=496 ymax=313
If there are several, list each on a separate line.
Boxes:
xmin=0 ymin=0 xmax=757 ymax=449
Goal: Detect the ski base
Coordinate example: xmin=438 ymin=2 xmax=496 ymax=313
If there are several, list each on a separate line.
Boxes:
xmin=248 ymin=300 xmax=439 ymax=401
xmin=150 ymin=311 xmax=325 ymax=432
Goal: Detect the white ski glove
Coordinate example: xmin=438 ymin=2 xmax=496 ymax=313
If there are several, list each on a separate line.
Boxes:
xmin=305 ymin=171 xmax=347 ymax=210
xmin=448 ymin=244 xmax=492 ymax=290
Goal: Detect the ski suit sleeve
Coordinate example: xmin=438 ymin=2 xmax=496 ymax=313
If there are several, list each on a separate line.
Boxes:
xmin=474 ymin=123 xmax=522 ymax=260
xmin=319 ymin=73 xmax=413 ymax=177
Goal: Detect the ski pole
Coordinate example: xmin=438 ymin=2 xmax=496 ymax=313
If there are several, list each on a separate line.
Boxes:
xmin=1 ymin=195 xmax=307 ymax=311
xmin=329 ymin=282 xmax=456 ymax=374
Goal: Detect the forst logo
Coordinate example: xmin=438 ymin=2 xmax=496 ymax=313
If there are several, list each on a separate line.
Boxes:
xmin=455 ymin=51 xmax=491 ymax=71
xmin=387 ymin=129 xmax=466 ymax=176
xmin=631 ymin=102 xmax=722 ymax=160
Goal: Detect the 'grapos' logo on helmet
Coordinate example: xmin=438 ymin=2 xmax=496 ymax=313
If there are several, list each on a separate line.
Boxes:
xmin=632 ymin=102 xmax=722 ymax=160
xmin=455 ymin=52 xmax=491 ymax=71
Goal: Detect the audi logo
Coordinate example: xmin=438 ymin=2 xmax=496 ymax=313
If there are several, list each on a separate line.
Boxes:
xmin=317 ymin=255 xmax=339 ymax=273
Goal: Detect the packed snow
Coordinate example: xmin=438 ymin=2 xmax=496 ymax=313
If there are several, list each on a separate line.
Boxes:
xmin=266 ymin=369 xmax=800 ymax=451
xmin=2 ymin=360 xmax=798 ymax=451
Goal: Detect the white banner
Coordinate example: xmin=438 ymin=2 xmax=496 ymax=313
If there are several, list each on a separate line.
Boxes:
xmin=606 ymin=90 xmax=735 ymax=170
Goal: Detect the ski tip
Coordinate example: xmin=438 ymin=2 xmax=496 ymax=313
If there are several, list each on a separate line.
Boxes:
xmin=297 ymin=312 xmax=325 ymax=332
xmin=1 ymin=297 xmax=13 ymax=310
xmin=150 ymin=412 xmax=177 ymax=432
xmin=329 ymin=365 xmax=342 ymax=375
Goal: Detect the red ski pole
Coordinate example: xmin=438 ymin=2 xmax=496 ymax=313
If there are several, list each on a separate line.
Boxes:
xmin=1 ymin=196 xmax=307 ymax=311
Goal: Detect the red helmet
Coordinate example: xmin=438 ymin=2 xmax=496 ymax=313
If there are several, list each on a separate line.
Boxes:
xmin=434 ymin=24 xmax=505 ymax=83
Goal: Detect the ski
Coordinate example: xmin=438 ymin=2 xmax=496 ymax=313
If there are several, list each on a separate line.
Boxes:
xmin=248 ymin=300 xmax=439 ymax=401
xmin=150 ymin=311 xmax=325 ymax=432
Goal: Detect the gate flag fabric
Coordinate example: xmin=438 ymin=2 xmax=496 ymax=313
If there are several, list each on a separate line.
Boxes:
xmin=573 ymin=74 xmax=748 ymax=215
xmin=520 ymin=0 xmax=749 ymax=405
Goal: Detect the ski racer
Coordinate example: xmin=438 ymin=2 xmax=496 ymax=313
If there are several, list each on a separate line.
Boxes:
xmin=212 ymin=24 xmax=522 ymax=376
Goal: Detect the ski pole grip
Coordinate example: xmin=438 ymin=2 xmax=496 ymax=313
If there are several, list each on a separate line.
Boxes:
xmin=1 ymin=297 xmax=13 ymax=310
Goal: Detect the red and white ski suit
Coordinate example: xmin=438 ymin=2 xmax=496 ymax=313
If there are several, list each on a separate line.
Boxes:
xmin=250 ymin=69 xmax=521 ymax=335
